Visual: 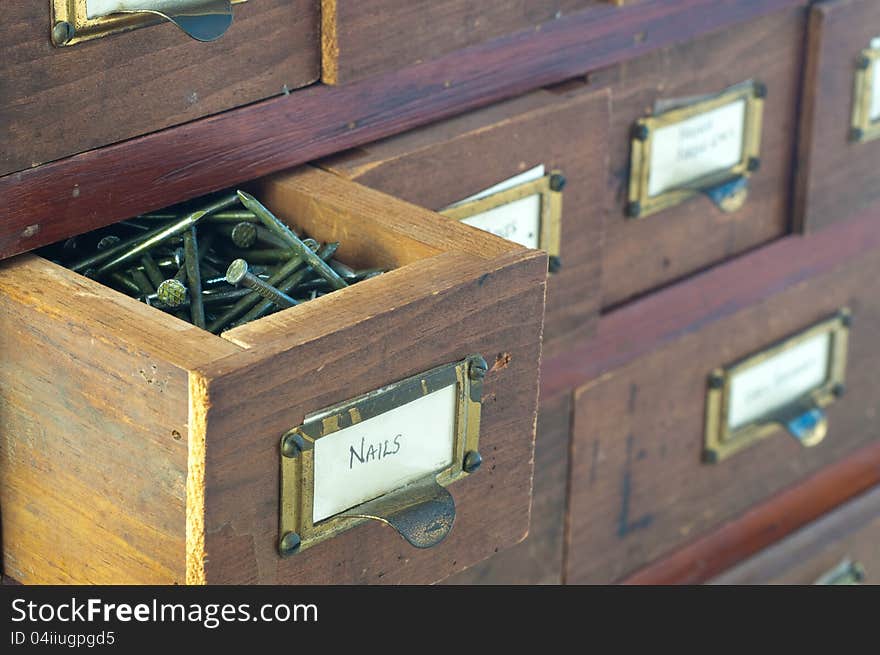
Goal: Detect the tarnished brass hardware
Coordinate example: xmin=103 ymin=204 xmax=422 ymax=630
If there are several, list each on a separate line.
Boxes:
xmin=704 ymin=310 xmax=850 ymax=463
xmin=441 ymin=170 xmax=564 ymax=271
xmin=628 ymin=81 xmax=765 ymax=219
xmin=815 ymin=558 xmax=866 ymax=585
xmin=852 ymin=47 xmax=880 ymax=143
xmin=279 ymin=355 xmax=486 ymax=556
xmin=51 ymin=0 xmax=247 ymax=47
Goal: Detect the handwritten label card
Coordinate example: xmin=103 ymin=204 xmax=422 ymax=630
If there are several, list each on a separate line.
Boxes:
xmin=312 ymin=384 xmax=457 ymax=523
xmin=648 ymin=100 xmax=746 ymax=197
xmin=726 ymin=332 xmax=831 ymax=431
xmin=450 ymin=165 xmax=545 ymax=249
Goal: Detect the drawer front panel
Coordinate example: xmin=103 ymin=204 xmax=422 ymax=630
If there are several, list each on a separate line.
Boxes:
xmin=0 ymin=1 xmax=319 ymax=177
xmin=322 ymin=1 xmax=600 ymax=85
xmin=444 ymin=392 xmax=572 ymax=585
xmin=320 ymin=85 xmax=610 ymax=356
xmin=596 ymin=7 xmax=804 ymax=308
xmin=795 ymin=0 xmax=880 ymax=232
xmin=712 ymin=485 xmax=880 ymax=585
xmin=566 ymin=231 xmax=880 ymax=584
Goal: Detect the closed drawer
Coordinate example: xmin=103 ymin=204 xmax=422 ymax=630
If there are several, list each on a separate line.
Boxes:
xmin=711 ymin=485 xmax=880 ymax=585
xmin=565 ymin=223 xmax=880 ymax=584
xmin=795 ymin=0 xmax=880 ymax=233
xmin=0 ymin=1 xmax=319 ymax=177
xmin=320 ymin=85 xmax=610 ymax=356
xmin=321 ymin=1 xmax=602 ymax=85
xmin=444 ymin=392 xmax=572 ymax=585
xmin=593 ymin=6 xmax=805 ymax=308
xmin=0 ymin=167 xmax=547 ymax=584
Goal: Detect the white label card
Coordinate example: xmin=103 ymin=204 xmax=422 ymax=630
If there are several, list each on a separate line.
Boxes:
xmin=312 ymin=384 xmax=457 ymax=523
xmin=450 ymin=165 xmax=545 ymax=249
xmin=648 ymin=100 xmax=746 ymax=197
xmin=87 ymin=0 xmax=196 ymax=19
xmin=727 ymin=332 xmax=831 ymax=431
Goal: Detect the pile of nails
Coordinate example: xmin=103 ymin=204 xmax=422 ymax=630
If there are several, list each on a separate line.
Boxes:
xmin=39 ymin=190 xmax=384 ymax=334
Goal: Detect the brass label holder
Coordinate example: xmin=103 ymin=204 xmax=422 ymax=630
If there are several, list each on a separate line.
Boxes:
xmin=278 ymin=355 xmax=486 ymax=557
xmin=851 ymin=47 xmax=880 ymax=143
xmin=627 ymin=81 xmax=765 ymax=219
xmin=441 ymin=171 xmax=565 ymax=273
xmin=50 ymin=0 xmax=246 ymax=46
xmin=703 ymin=310 xmax=851 ymax=463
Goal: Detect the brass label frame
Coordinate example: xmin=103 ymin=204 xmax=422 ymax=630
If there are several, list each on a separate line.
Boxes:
xmin=628 ymin=82 xmax=765 ymax=219
xmin=852 ymin=47 xmax=880 ymax=143
xmin=279 ymin=355 xmax=484 ymax=556
xmin=440 ymin=171 xmax=563 ymax=261
xmin=703 ymin=310 xmax=850 ymax=463
xmin=50 ymin=0 xmax=245 ymax=46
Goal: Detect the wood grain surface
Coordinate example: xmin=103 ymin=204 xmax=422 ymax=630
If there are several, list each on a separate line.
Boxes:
xmin=320 ymin=83 xmax=611 ymax=356
xmin=0 ymin=0 xmax=318 ymax=177
xmin=0 ymin=0 xmax=804 ymax=261
xmin=322 ymin=0 xmax=599 ymax=84
xmin=592 ymin=5 xmax=807 ymax=308
xmin=0 ymin=255 xmax=243 ymax=584
xmin=710 ymin=483 xmax=880 ymax=585
xmin=445 ymin=393 xmax=572 ymax=585
xmin=564 ymin=217 xmax=880 ymax=584
xmin=793 ymin=0 xmax=880 ymax=233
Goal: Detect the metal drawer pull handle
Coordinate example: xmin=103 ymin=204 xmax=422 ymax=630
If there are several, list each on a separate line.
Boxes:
xmin=108 ymin=0 xmax=234 ymax=42
xmin=815 ymin=558 xmax=866 ymax=585
xmin=51 ymin=0 xmax=242 ymax=46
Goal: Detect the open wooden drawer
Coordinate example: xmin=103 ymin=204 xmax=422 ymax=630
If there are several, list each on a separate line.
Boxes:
xmin=0 ymin=166 xmax=547 ymax=585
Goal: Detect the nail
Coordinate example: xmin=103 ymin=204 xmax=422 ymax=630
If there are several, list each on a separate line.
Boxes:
xmin=225 ymin=259 xmax=298 ymax=310
xmin=237 ymin=190 xmax=348 ymax=291
xmin=206 ymin=251 xmax=310 ymax=333
xmin=184 ymin=227 xmax=206 ymax=329
xmin=204 ymin=211 xmax=260 ymax=224
xmin=91 ymin=194 xmax=237 ymax=277
xmin=329 ymin=260 xmax=357 ymax=280
xmin=254 ymin=226 xmax=297 ymax=249
xmin=96 ymin=235 xmax=121 ymax=251
xmin=156 ymin=279 xmax=188 ymax=308
xmin=130 ymin=267 xmax=156 ymax=296
xmin=217 ymin=222 xmax=258 ymax=249
xmin=235 ymin=243 xmax=339 ymax=324
xmin=148 ymin=287 xmax=253 ymax=311
xmin=140 ymin=253 xmax=165 ymax=289
xmin=108 ymin=271 xmax=142 ymax=295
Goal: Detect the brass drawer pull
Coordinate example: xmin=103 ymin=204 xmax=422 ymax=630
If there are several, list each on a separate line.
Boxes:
xmin=51 ymin=0 xmax=245 ymax=46
xmin=815 ymin=558 xmax=866 ymax=585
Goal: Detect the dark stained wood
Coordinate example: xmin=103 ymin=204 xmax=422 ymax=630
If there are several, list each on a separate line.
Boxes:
xmin=793 ymin=0 xmax=880 ymax=233
xmin=322 ymin=0 xmax=599 ymax=85
xmin=0 ymin=167 xmax=546 ymax=584
xmin=591 ymin=5 xmax=807 ymax=308
xmin=624 ymin=441 xmax=880 ymax=584
xmin=196 ymin=168 xmax=547 ymax=584
xmin=444 ymin=393 xmax=572 ymax=585
xmin=0 ymin=255 xmax=243 ymax=584
xmin=320 ymin=83 xmax=610 ymax=356
xmin=541 ymin=202 xmax=880 ymax=400
xmin=0 ymin=0 xmax=319 ymax=178
xmin=0 ymin=0 xmax=805 ymax=261
xmin=710 ymin=483 xmax=880 ymax=585
xmin=564 ymin=213 xmax=880 ymax=584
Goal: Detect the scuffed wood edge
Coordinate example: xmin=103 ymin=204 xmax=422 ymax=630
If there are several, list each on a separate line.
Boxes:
xmin=321 ymin=1 xmax=340 ymax=85
xmin=186 ymin=372 xmax=210 ymax=586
